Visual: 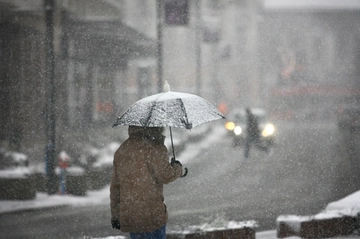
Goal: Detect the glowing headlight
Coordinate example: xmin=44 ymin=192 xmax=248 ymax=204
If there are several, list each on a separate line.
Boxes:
xmin=262 ymin=123 xmax=275 ymax=137
xmin=234 ymin=126 xmax=242 ymax=135
xmin=225 ymin=122 xmax=235 ymax=131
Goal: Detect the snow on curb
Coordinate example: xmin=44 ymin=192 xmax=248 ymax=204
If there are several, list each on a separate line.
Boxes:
xmin=277 ymin=210 xmax=359 ymax=238
xmin=89 ymin=237 xmax=126 ymax=239
xmin=326 ymin=190 xmax=360 ymax=212
xmin=0 ymin=167 xmax=31 ymax=179
xmin=0 ymin=186 xmax=111 ymax=214
xmin=277 ymin=188 xmax=360 ymax=238
xmin=167 ymin=220 xmax=257 ymax=239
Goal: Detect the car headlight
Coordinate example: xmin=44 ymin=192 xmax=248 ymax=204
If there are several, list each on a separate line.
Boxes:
xmin=225 ymin=121 xmax=235 ymax=131
xmin=234 ymin=126 xmax=242 ymax=135
xmin=262 ymin=123 xmax=275 ymax=137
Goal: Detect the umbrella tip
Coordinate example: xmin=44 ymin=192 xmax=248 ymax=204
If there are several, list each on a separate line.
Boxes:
xmin=163 ymin=81 xmax=170 ymax=92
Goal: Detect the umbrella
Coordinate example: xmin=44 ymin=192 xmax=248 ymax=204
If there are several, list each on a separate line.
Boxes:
xmin=113 ymin=82 xmax=225 ymax=176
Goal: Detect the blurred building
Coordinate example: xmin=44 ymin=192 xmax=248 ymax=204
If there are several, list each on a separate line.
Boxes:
xmin=259 ymin=0 xmax=360 ymax=120
xmin=0 ymin=0 xmax=156 ymax=161
xmin=192 ymin=0 xmax=360 ymax=120
xmin=1 ymin=0 xmax=360 ymax=164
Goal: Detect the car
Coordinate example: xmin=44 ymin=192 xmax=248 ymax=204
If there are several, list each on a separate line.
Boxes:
xmin=225 ymin=108 xmax=246 ymax=137
xmin=224 ymin=108 xmax=276 ymax=148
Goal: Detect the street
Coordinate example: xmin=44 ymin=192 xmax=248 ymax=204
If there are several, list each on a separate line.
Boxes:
xmin=0 ymin=121 xmax=358 ymax=239
xmin=166 ymin=121 xmax=358 ymax=231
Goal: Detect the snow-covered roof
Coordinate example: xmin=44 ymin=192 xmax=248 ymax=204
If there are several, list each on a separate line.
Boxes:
xmin=262 ymin=0 xmax=360 ymax=11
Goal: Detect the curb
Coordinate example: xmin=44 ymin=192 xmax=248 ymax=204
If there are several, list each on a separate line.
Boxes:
xmin=167 ymin=227 xmax=256 ymax=239
xmin=0 ymin=204 xmax=68 ymax=216
xmin=277 ymin=214 xmax=358 ymax=238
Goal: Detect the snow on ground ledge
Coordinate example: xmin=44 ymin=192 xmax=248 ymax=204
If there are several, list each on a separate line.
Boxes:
xmin=0 ymin=186 xmax=111 ymax=214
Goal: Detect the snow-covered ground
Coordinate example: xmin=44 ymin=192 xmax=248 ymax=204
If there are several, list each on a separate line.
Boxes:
xmin=1 ymin=125 xmax=360 ymax=239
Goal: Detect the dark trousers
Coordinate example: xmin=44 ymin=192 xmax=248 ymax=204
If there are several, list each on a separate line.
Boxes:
xmin=244 ymin=137 xmax=268 ymax=158
xmin=129 ymin=225 xmax=166 ymax=239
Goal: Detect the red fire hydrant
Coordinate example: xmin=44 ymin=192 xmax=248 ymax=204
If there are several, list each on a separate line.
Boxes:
xmin=58 ymin=151 xmax=70 ymax=194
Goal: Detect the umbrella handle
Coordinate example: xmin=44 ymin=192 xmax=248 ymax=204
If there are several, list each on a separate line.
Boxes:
xmin=181 ymin=167 xmax=188 ymax=178
xmin=169 ymin=127 xmax=176 ymax=160
xmin=169 ymin=127 xmax=187 ymax=178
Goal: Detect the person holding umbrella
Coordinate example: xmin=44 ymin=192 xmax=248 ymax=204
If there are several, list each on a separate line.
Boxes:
xmin=111 ymin=82 xmax=224 ymax=238
xmin=110 ymin=125 xmax=183 ymax=239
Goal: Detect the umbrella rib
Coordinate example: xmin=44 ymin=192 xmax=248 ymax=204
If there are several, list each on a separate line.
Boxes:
xmin=143 ymin=92 xmax=166 ymax=126
xmin=177 ymin=98 xmax=192 ymax=129
xmin=144 ymin=101 xmax=156 ymax=127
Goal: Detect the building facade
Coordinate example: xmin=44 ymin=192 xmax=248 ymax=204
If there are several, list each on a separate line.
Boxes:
xmin=0 ymin=0 xmax=156 ymax=162
xmin=1 ymin=0 xmax=360 ymax=164
xmin=259 ymin=0 xmax=360 ymax=120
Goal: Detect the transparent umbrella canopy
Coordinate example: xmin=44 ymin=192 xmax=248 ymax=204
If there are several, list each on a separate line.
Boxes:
xmin=113 ymin=91 xmax=225 ymax=130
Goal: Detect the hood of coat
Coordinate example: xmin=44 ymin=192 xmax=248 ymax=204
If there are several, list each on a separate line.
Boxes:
xmin=128 ymin=126 xmax=165 ymax=144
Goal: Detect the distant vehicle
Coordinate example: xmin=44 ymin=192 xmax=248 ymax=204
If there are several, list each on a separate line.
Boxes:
xmin=224 ymin=108 xmax=276 ymax=148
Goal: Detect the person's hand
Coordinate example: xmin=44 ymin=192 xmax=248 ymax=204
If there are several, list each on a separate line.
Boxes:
xmin=181 ymin=167 xmax=188 ymax=178
xmin=111 ymin=220 xmax=121 ymax=230
xmin=171 ymin=157 xmax=182 ymax=166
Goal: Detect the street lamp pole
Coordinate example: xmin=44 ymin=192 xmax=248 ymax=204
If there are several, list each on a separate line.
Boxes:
xmin=195 ymin=0 xmax=202 ymax=96
xmin=157 ymin=0 xmax=163 ymax=93
xmin=44 ymin=0 xmax=57 ymax=195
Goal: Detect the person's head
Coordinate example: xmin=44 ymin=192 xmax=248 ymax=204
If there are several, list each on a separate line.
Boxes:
xmin=145 ymin=127 xmax=165 ymax=137
xmin=128 ymin=126 xmax=165 ymax=143
xmin=246 ymin=107 xmax=251 ymax=114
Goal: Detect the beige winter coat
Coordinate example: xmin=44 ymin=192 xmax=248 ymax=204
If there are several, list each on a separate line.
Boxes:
xmin=110 ymin=126 xmax=183 ymax=233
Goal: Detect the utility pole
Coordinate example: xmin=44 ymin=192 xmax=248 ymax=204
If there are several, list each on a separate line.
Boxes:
xmin=195 ymin=0 xmax=202 ymax=96
xmin=44 ymin=0 xmax=57 ymax=195
xmin=157 ymin=0 xmax=163 ymax=93
xmin=247 ymin=0 xmax=260 ymax=106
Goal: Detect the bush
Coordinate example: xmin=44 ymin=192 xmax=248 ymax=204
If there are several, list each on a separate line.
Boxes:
xmin=66 ymin=174 xmax=87 ymax=196
xmin=0 ymin=176 xmax=36 ymax=200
